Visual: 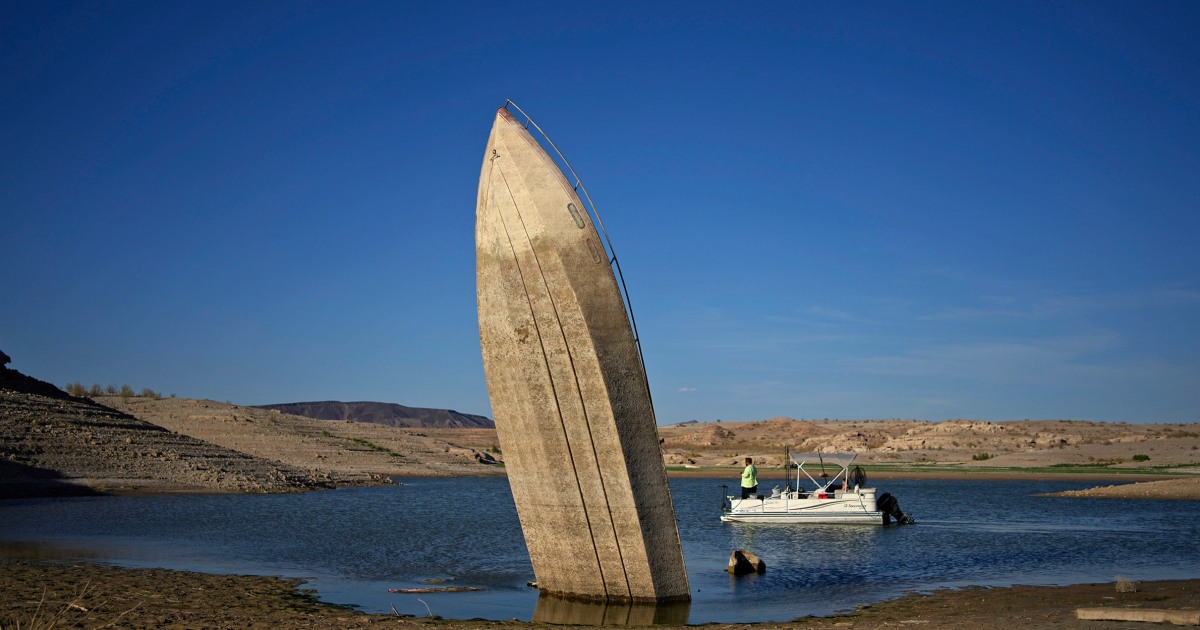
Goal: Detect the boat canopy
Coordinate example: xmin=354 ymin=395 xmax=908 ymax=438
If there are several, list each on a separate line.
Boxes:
xmin=788 ymin=452 xmax=858 ymax=469
xmin=787 ymin=452 xmax=861 ymax=490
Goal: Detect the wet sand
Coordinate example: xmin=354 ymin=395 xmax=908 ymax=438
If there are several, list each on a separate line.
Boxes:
xmin=2 ymin=560 xmax=1198 ymax=629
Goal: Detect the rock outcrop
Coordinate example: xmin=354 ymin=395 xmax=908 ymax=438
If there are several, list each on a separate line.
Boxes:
xmin=0 ymin=351 xmax=337 ymax=498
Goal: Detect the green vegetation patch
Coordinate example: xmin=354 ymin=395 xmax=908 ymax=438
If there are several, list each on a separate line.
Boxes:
xmin=349 ymin=437 xmax=404 ymax=458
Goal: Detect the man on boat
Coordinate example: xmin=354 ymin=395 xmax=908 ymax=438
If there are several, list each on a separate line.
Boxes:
xmin=740 ymin=457 xmax=758 ymax=499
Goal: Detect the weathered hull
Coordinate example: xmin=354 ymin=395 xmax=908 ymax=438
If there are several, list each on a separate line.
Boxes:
xmin=475 ymin=107 xmax=689 ymax=603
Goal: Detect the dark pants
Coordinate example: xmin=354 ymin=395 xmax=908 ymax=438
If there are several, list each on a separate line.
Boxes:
xmin=741 ymin=485 xmax=757 ymax=499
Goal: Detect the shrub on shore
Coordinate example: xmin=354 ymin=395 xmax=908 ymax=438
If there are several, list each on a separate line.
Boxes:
xmin=63 ymin=382 xmax=162 ymax=400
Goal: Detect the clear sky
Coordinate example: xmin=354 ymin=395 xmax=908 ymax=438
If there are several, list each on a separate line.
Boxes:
xmin=3 ymin=1 xmax=1198 ymax=423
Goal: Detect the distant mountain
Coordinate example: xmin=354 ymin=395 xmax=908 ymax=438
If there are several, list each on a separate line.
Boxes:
xmin=254 ymin=401 xmax=494 ymax=429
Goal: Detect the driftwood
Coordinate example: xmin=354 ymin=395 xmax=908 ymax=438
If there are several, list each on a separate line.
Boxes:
xmin=1076 ymin=607 xmax=1200 ymax=625
xmin=388 ymin=586 xmax=482 ymax=594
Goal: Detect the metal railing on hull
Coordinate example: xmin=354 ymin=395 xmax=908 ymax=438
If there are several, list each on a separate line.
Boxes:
xmin=500 ymin=99 xmax=653 ymax=406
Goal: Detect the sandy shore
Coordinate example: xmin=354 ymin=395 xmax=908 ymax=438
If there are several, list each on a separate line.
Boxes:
xmin=1046 ymin=476 xmax=1200 ymax=500
xmin=2 ymin=560 xmax=1197 ymax=629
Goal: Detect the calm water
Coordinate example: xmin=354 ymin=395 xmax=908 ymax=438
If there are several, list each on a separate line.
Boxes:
xmin=2 ymin=477 xmax=1198 ymax=623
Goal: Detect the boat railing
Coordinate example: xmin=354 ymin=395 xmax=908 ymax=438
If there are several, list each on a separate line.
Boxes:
xmin=501 ymin=99 xmax=652 ymax=404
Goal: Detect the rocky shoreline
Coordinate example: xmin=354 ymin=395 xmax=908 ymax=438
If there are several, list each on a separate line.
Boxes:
xmin=0 ymin=388 xmax=348 ymax=499
xmin=2 ymin=559 xmax=1197 ymax=629
xmin=1 ymin=359 xmax=502 ymax=499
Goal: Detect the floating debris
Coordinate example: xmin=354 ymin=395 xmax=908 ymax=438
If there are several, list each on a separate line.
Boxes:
xmin=388 ymin=586 xmax=481 ymax=594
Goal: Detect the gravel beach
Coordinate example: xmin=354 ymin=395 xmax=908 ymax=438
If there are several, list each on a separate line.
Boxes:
xmin=2 ymin=560 xmax=1198 ymax=629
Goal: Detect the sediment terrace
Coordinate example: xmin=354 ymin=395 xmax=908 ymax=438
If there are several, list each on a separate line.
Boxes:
xmin=3 ymin=380 xmax=1198 ymax=499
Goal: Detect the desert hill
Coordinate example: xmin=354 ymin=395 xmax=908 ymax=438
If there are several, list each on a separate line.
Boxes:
xmin=1 ymin=350 xmax=502 ymax=499
xmin=253 ymin=400 xmax=493 ymax=429
xmin=102 ymin=395 xmax=504 ymax=480
xmin=658 ymin=417 xmax=1200 ymax=472
xmin=0 ymin=356 xmax=342 ymax=498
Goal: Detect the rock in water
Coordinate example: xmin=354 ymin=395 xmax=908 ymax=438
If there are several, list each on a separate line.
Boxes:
xmin=727 ymin=550 xmax=766 ymax=575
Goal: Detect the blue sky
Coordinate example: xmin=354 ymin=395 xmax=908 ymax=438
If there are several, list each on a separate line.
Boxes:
xmin=3 ymin=1 xmax=1197 ymax=423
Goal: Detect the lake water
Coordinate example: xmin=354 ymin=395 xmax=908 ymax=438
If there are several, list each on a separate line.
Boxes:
xmin=2 ymin=477 xmax=1198 ymax=624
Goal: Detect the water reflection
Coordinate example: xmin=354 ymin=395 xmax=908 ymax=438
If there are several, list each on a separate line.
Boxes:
xmin=533 ymin=593 xmax=691 ymax=626
xmin=0 ymin=540 xmax=103 ymax=562
xmin=726 ymin=522 xmax=883 ymax=570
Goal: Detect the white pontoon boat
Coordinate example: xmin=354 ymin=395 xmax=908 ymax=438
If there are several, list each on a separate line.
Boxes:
xmin=721 ymin=453 xmax=913 ymax=525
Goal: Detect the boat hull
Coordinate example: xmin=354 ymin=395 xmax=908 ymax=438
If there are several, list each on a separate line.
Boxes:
xmin=475 ymin=106 xmax=689 ymax=603
xmin=722 ymin=490 xmax=885 ymax=525
xmin=721 ymin=511 xmax=884 ymax=525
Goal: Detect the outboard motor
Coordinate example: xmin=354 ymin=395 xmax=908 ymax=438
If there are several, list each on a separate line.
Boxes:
xmin=877 ymin=492 xmax=914 ymax=525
